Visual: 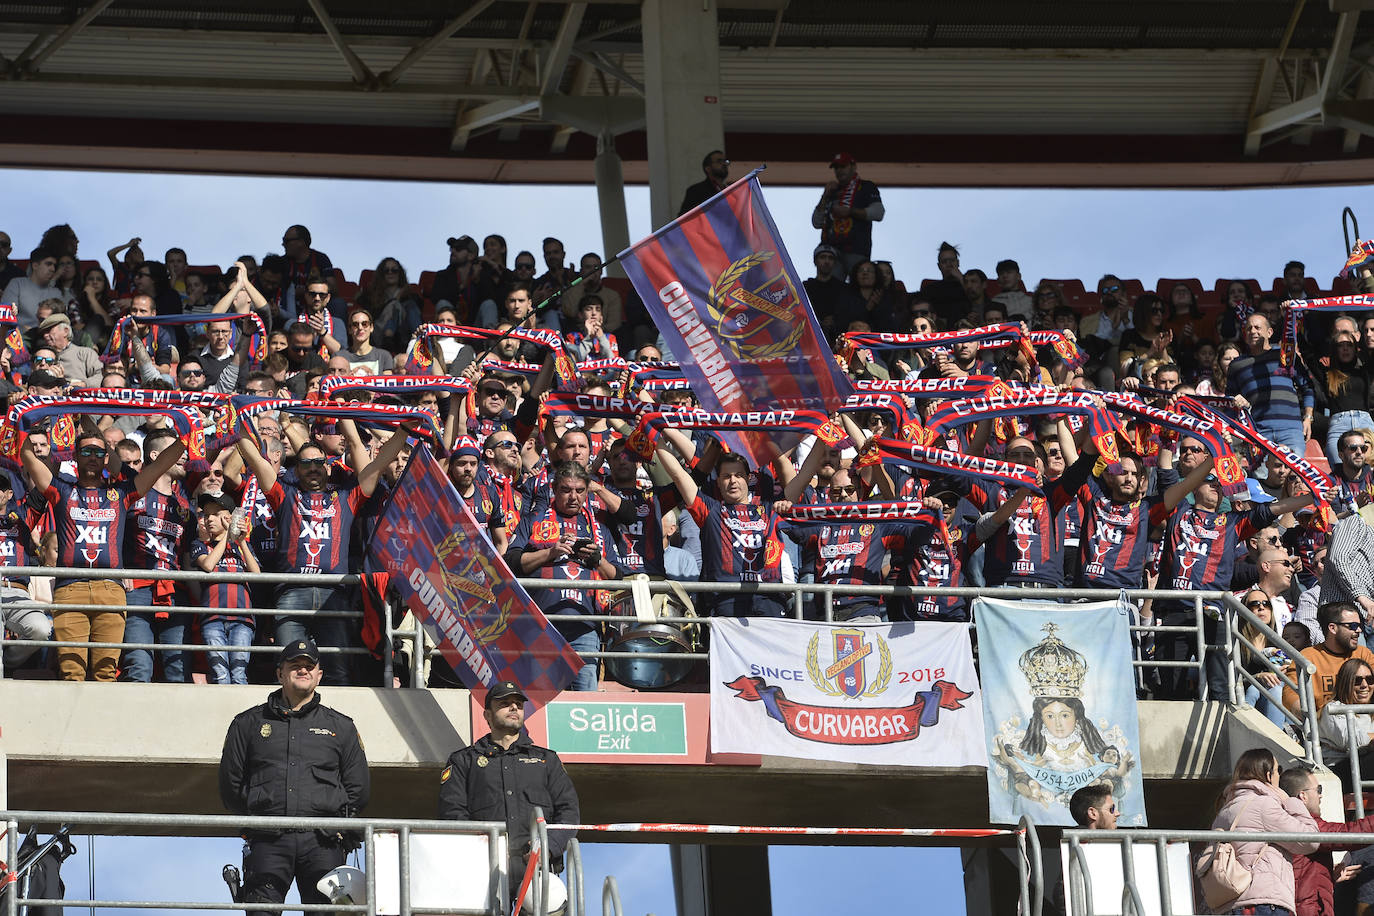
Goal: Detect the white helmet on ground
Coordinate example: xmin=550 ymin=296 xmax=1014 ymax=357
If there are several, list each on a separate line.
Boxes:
xmin=317 ymin=865 xmax=367 ymax=904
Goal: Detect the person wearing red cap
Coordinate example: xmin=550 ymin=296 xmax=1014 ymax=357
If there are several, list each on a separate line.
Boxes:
xmin=812 ymin=152 xmax=884 ymax=275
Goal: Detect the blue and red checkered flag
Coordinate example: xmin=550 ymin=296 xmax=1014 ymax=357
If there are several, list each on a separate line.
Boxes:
xmin=367 ymin=445 xmax=583 ymax=700
xmin=619 ymin=168 xmax=853 ymax=466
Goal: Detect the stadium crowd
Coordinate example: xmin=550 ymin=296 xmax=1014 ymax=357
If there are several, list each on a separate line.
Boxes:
xmin=1 ymin=151 xmax=1374 ymax=707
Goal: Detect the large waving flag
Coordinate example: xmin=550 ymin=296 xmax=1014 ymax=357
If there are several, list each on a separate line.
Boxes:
xmin=367 ymin=446 xmax=583 ymax=698
xmin=619 ymin=168 xmax=853 ymax=465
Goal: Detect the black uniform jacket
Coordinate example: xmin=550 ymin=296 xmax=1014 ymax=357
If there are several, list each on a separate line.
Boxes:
xmin=437 ymin=732 xmax=579 ymax=860
xmin=219 ymin=688 xmax=370 ymax=820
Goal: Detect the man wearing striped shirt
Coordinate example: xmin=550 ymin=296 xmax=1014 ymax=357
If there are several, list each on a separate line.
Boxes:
xmin=1322 ymin=513 xmax=1374 ymax=625
xmin=1227 ymin=313 xmax=1314 ymax=455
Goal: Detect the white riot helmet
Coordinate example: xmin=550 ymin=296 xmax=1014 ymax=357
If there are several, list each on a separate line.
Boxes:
xmin=521 ymin=873 xmax=567 ymax=916
xmin=317 ymin=865 xmax=367 ymax=904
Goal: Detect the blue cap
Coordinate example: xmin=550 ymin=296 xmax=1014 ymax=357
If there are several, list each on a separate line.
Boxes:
xmin=1245 ymin=478 xmax=1276 ymax=504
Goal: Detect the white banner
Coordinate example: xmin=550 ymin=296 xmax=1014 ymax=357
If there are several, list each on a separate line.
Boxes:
xmin=709 ymin=618 xmax=987 ymax=766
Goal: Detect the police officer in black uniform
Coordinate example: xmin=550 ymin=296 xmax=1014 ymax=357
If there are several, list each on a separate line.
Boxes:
xmin=218 ymin=638 xmax=369 ymax=915
xmin=438 ymin=682 xmax=580 ymax=897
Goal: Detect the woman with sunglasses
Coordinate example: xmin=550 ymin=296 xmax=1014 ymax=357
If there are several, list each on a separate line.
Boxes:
xmin=1239 ymin=589 xmax=1291 ymax=727
xmin=1209 ymin=747 xmax=1318 ymax=916
xmin=1030 ymin=281 xmax=1066 ymax=331
xmin=1318 ymin=657 xmax=1374 ymax=791
xmin=1116 ymin=294 xmax=1174 ymax=379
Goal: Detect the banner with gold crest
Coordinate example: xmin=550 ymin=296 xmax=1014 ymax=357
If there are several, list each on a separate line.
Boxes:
xmin=974 ymin=597 xmax=1146 ymax=827
xmin=709 ymin=618 xmax=985 ymax=767
xmin=619 ymin=168 xmax=853 ymax=467
xmin=367 ymin=446 xmax=584 ymax=700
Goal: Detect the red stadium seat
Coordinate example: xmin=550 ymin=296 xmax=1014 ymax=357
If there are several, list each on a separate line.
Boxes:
xmin=602 ymin=277 xmax=634 ymax=300
xmin=1305 ymin=437 xmax=1331 ymax=475
xmin=1121 ymin=278 xmax=1145 ymax=301
xmin=358 ymin=270 xmax=375 ymax=291
xmin=1272 ymin=277 xmax=1320 ymax=299
xmin=336 ymin=281 xmax=359 ymax=302
xmin=1214 ymin=278 xmax=1261 ymax=299
xmin=1156 ymin=278 xmax=1205 ymax=301
xmin=984 ymin=279 xmax=1002 ymax=298
xmin=78 ymin=259 xmax=99 ymax=276
xmin=186 ymin=264 xmax=222 ymax=280
xmin=419 ymin=270 xmax=436 ymax=299
xmin=1331 ymin=275 xmax=1353 ymax=295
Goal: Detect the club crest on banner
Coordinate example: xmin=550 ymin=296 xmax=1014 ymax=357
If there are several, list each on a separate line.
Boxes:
xmin=806 ymin=628 xmax=892 ymax=699
xmin=434 ymin=530 xmax=510 ymax=646
xmin=708 ymin=251 xmax=805 ymax=362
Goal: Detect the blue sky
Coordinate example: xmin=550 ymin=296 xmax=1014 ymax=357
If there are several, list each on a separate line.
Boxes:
xmin=4 ymin=167 xmax=1373 ymax=295
xmin=4 ymin=164 xmax=1371 ymax=914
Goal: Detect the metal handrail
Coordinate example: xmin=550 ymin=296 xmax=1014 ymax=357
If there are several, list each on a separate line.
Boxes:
xmin=1221 ymin=591 xmax=1320 ymax=762
xmin=1063 ymin=826 xmax=1357 ymax=916
xmin=2 ymin=563 xmax=1317 ymax=752
xmin=602 ymin=876 xmax=623 ymax=916
xmin=0 ymin=810 xmax=514 ymax=916
xmin=1324 ymin=701 xmax=1374 ymax=817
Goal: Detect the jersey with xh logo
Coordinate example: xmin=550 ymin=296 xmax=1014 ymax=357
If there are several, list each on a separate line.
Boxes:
xmin=126 ymin=488 xmax=193 ymax=593
xmin=1073 ymin=476 xmax=1170 ymax=589
xmin=266 ymin=481 xmax=366 ymax=579
xmin=45 ymin=477 xmax=138 ymax=588
xmin=1159 ymin=503 xmax=1275 ymax=594
xmin=508 ymin=502 xmax=621 ymax=638
xmin=604 ymin=483 xmax=664 ymax=577
xmin=788 ymin=519 xmax=906 ymax=615
xmin=688 ymin=493 xmax=783 ymax=585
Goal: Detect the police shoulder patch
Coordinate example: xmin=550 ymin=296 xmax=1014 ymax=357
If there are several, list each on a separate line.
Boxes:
xmin=441 ymin=765 xmax=452 ymax=783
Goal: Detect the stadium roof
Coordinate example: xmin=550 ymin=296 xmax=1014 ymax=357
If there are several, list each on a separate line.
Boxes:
xmin=4 ymin=0 xmax=1374 ymax=187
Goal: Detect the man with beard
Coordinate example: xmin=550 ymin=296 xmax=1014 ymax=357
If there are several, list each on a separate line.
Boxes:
xmin=1333 ymin=429 xmax=1374 ymax=509
xmin=478 ymin=429 xmax=527 ymax=542
xmin=121 ymin=429 xmax=196 ymax=683
xmin=679 ymin=150 xmax=730 ymax=215
xmin=448 ymin=437 xmax=507 ymax=553
xmin=507 ymin=462 xmax=625 ymax=690
xmin=238 ymin=418 xmax=413 ymax=686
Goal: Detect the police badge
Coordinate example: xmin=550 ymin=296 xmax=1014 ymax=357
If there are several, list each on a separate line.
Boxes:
xmin=260 ymin=724 xmax=272 ymax=738
xmin=476 ymin=756 xmax=489 ymax=768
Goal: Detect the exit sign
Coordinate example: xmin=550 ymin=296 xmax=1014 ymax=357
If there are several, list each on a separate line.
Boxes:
xmin=545 ymin=700 xmax=688 ymax=757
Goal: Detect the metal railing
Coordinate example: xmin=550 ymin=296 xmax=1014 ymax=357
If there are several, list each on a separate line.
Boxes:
xmin=0 ymin=567 xmax=1321 ymax=756
xmin=0 ymin=810 xmax=516 ymax=916
xmin=1323 ymin=701 xmax=1374 ymax=817
xmin=1062 ymin=826 xmax=1362 ymax=916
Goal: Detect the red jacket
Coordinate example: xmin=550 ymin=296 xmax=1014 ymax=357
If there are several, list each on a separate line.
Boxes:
xmin=1294 ymin=813 xmax=1374 ymax=916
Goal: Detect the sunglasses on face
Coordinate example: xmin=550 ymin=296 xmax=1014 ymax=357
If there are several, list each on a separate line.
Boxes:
xmin=33 ymin=357 xmax=55 ymax=365
xmin=306 ymin=290 xmax=329 ymax=299
xmin=349 ymin=321 xmax=371 ymax=330
xmin=829 ymin=486 xmax=859 ymax=497
xmin=282 ymin=236 xmax=301 ymax=243
xmin=289 ymin=345 xmax=311 ymax=353
xmin=297 ymin=457 xmax=328 ymax=468
xmin=1246 ymin=599 xmax=1272 ymax=610
xmin=1346 ymin=443 xmax=1369 ymax=453
xmin=1337 ymin=621 xmax=1363 ymax=632
xmin=1355 ymin=676 xmax=1374 ymax=687
xmin=180 ymin=368 xmax=204 ymax=378
xmin=1179 ymin=444 xmax=1207 ymax=455
xmin=1100 ymin=285 xmax=1121 ymax=294
xmin=77 ymin=446 xmax=107 ymax=458
xmin=491 ymin=441 xmax=519 ymax=450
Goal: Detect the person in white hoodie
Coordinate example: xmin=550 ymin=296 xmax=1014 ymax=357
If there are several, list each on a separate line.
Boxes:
xmin=1209 ymin=747 xmax=1320 ymax=915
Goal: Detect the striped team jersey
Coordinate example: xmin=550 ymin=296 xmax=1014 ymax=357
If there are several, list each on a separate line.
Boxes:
xmin=266 ymin=481 xmax=367 ymax=579
xmin=191 ymin=539 xmax=253 ymax=623
xmin=974 ymin=454 xmax=1092 ymax=587
xmin=126 ymin=488 xmax=193 ymax=582
xmin=1074 ymin=477 xmax=1171 ymax=589
xmin=1334 ymin=463 xmax=1374 ymax=509
xmin=789 ymin=520 xmax=908 ymax=616
xmin=894 ymin=516 xmax=976 ymax=621
xmin=688 ymin=493 xmax=784 ymax=585
xmin=604 ymin=484 xmax=664 ymax=577
xmin=1159 ymin=503 xmax=1276 ymax=595
xmin=0 ymin=498 xmax=32 ymax=583
xmin=45 ymin=477 xmax=138 ymax=588
xmin=507 ymin=501 xmax=622 ymax=638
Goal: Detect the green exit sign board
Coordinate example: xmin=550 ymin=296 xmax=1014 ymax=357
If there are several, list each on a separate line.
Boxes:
xmin=545 ymin=700 xmax=689 ymax=757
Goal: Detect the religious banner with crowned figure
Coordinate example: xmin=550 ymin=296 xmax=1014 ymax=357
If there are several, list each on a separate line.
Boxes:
xmin=973 ymin=597 xmax=1146 ymax=827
